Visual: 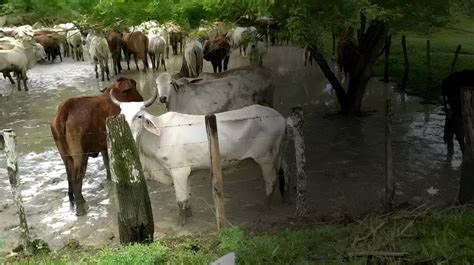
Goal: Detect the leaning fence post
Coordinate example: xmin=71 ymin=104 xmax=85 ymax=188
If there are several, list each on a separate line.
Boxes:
xmin=205 ymin=114 xmax=226 ymax=230
xmin=450 ymin=45 xmax=462 ymax=74
xmin=106 ymin=114 xmax=154 ymax=244
xmin=457 ymin=87 xmax=474 ymax=203
xmin=2 ymin=129 xmax=33 ymax=255
xmin=291 ymin=106 xmax=307 ymax=218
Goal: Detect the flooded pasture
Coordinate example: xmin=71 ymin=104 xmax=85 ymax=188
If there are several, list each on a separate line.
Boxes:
xmin=0 ymin=45 xmax=462 ymax=253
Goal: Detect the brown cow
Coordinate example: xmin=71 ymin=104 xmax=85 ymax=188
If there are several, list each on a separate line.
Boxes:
xmin=51 ymin=77 xmax=155 ymax=216
xmin=203 ymin=35 xmax=231 ymax=73
xmin=34 ymin=33 xmax=62 ymax=62
xmin=122 ymin=31 xmax=149 ymax=71
xmin=169 ymin=31 xmax=185 ymax=55
xmin=106 ymin=31 xmax=123 ymax=75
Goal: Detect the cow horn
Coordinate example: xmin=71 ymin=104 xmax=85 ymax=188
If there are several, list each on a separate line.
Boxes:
xmin=109 ymin=90 xmax=122 ymax=106
xmin=144 ymin=86 xmax=158 ymax=107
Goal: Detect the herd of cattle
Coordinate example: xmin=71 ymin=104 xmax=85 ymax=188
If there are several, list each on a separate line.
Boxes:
xmin=0 ymin=20 xmax=268 ymax=91
xmin=0 ymin=20 xmax=285 ymax=224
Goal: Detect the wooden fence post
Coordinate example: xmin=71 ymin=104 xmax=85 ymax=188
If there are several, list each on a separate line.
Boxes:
xmin=384 ymin=84 xmax=395 ymax=210
xmin=292 ymin=106 xmax=307 ymax=218
xmin=426 ymin=40 xmax=432 ymax=91
xmin=400 ymin=35 xmax=409 ymax=91
xmin=450 ymin=45 xmax=462 ymax=73
xmin=205 ymin=114 xmax=226 ymax=230
xmin=383 ymin=33 xmax=391 ymax=83
xmin=2 ymin=129 xmax=33 ymax=254
xmin=106 ymin=115 xmax=154 ymax=244
xmin=457 ymin=87 xmax=474 ymax=203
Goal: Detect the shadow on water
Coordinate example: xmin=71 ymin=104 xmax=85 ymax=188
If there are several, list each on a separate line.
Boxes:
xmin=0 ymin=46 xmax=462 ymax=252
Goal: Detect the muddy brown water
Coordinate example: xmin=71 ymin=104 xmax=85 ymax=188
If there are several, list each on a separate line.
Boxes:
xmin=0 ymin=46 xmax=462 ymax=253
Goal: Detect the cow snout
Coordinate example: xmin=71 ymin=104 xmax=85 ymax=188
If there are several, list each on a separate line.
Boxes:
xmin=159 ymin=96 xmax=167 ymax=103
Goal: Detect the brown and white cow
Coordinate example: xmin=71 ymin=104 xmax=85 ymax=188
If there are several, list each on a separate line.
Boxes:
xmin=50 ymin=77 xmax=153 ymax=216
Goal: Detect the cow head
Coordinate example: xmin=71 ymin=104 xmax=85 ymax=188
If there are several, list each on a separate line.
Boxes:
xmin=110 ymin=84 xmax=158 ymax=138
xmin=103 ymin=77 xmax=144 ymax=102
xmin=156 ymin=72 xmax=173 ymax=104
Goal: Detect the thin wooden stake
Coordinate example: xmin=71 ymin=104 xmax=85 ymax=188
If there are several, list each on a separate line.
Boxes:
xmin=384 ymin=84 xmax=394 ymax=210
xmin=450 ymin=45 xmax=462 ymax=73
xmin=383 ymin=34 xmax=391 ymax=83
xmin=205 ymin=114 xmax=226 ymax=230
xmin=106 ymin=115 xmax=154 ymax=244
xmin=400 ymin=35 xmax=409 ymax=91
xmin=426 ymin=40 xmax=432 ymax=91
xmin=292 ymin=106 xmax=307 ymax=218
xmin=3 ymin=129 xmax=33 ymax=255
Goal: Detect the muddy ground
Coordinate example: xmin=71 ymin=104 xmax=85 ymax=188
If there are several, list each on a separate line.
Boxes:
xmin=0 ymin=45 xmax=462 ymax=254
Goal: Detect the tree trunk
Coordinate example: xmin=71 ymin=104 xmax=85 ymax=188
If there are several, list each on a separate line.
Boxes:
xmin=458 ymin=87 xmax=474 ymax=203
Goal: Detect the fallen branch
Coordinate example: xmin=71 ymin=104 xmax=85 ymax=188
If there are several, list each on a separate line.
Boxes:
xmin=345 ymin=251 xmax=408 ymax=259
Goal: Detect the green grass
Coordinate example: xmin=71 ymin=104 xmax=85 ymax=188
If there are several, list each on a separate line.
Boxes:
xmin=372 ymin=19 xmax=474 ymax=95
xmin=7 ymin=206 xmax=474 ymax=264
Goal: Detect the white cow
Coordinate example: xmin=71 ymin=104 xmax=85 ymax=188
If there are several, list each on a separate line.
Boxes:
xmin=88 ymin=33 xmax=110 ymax=81
xmin=67 ymin=29 xmax=84 ymax=61
xmin=148 ymin=32 xmax=167 ymax=71
xmin=156 ymin=65 xmax=275 ymax=114
xmin=112 ymin=92 xmax=287 ymax=225
xmin=227 ymin=26 xmax=257 ymax=56
xmin=183 ymin=38 xmax=203 ymax=78
xmin=0 ymin=37 xmax=43 ymax=90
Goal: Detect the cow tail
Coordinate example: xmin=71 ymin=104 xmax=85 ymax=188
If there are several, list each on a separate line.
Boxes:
xmin=278 ymin=117 xmax=293 ymax=203
xmin=51 ymin=103 xmax=70 ymax=157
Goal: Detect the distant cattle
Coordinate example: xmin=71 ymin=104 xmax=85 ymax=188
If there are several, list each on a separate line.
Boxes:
xmin=87 ymin=32 xmax=110 ymax=81
xmin=106 ymin=31 xmax=123 ymax=75
xmin=123 ymin=31 xmax=149 ymax=71
xmin=50 ymin=77 xmax=148 ymax=216
xmin=67 ymin=29 xmax=84 ymax=61
xmin=111 ymin=93 xmax=288 ymax=225
xmin=33 ymin=32 xmax=62 ymax=62
xmin=203 ymin=35 xmax=231 ymax=73
xmin=156 ymin=65 xmax=275 ymax=114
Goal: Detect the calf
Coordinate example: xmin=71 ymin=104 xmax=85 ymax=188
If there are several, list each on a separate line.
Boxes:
xmin=122 ymin=31 xmax=149 ymax=71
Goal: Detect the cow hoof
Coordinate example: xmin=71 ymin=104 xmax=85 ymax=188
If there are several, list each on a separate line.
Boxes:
xmin=185 ymin=206 xmax=192 ymax=218
xmin=75 ymin=203 xmax=87 ymax=216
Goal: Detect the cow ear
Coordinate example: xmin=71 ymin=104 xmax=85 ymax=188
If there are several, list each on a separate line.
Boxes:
xmin=143 ymin=117 xmax=160 ymax=136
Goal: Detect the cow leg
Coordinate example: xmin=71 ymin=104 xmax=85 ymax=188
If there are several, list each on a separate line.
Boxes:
xmin=161 ymin=56 xmax=167 ymax=71
xmin=94 ymin=63 xmax=99 ymax=79
xmin=133 ymin=53 xmax=139 ymax=71
xmin=212 ymin=61 xmax=218 ymax=73
xmin=72 ymin=154 xmax=88 ymax=216
xmin=149 ymin=53 xmax=155 ymax=70
xmin=59 ymin=49 xmax=63 ymax=62
xmin=170 ymin=167 xmax=192 ymax=225
xmin=5 ymin=72 xmax=15 ymax=84
xmin=21 ymin=71 xmax=27 ymax=91
xmin=166 ymin=46 xmax=169 ymax=59
xmin=254 ymin=157 xmax=278 ymax=208
xmin=223 ymin=55 xmax=230 ymax=71
xmin=142 ymin=53 xmax=148 ymax=71
xmin=101 ymin=151 xmax=111 ymax=180
xmin=105 ymin=62 xmax=110 ymax=81
xmin=444 ymin=116 xmax=455 ymax=158
xmin=217 ymin=60 xmax=222 ymax=73
xmin=16 ymin=71 xmax=21 ymax=91
xmin=454 ymin=116 xmax=465 ymax=153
